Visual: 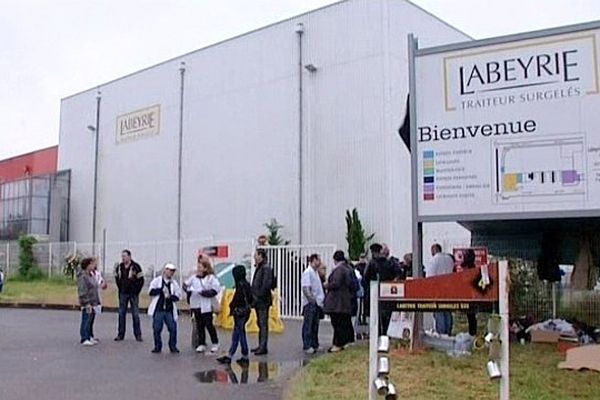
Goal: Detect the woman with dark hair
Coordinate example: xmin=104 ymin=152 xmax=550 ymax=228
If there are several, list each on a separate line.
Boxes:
xmin=323 ymin=250 xmax=357 ymax=352
xmin=77 ymin=257 xmax=100 ymax=346
xmin=217 ymin=265 xmax=253 ymax=365
xmin=461 ymin=249 xmax=478 ymax=336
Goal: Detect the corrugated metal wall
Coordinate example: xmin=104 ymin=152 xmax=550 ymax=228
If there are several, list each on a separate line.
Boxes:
xmin=58 ymin=0 xmax=471 ymax=258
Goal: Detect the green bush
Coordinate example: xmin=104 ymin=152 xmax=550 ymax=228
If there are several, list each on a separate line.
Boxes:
xmin=17 ymin=235 xmax=43 ymax=281
xmin=264 ymin=218 xmax=290 ymax=246
xmin=509 ymin=258 xmax=553 ymax=320
xmin=345 ymin=208 xmax=374 ymax=261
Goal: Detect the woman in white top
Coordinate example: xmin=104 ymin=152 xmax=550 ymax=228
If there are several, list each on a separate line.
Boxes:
xmin=184 ymin=256 xmax=221 ymax=353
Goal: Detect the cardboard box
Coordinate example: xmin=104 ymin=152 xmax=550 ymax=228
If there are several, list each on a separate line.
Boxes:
xmin=558 ymin=345 xmax=600 ymax=372
xmin=530 ymin=329 xmax=560 ymax=343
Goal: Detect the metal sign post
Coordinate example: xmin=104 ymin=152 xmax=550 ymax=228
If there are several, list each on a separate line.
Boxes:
xmin=498 ymin=260 xmax=510 ymax=400
xmin=368 ymin=280 xmax=379 ymax=400
xmin=370 ymin=262 xmax=510 ymax=399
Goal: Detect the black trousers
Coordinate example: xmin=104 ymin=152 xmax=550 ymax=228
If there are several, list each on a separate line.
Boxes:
xmin=380 ymin=310 xmax=392 ymax=337
xmin=193 ymin=309 xmax=219 ymax=345
xmin=90 ymin=311 xmax=96 ymax=338
xmin=467 ymin=312 xmax=477 ymax=336
xmin=330 ymin=313 xmax=354 ymax=348
xmin=255 ymin=307 xmax=270 ymax=351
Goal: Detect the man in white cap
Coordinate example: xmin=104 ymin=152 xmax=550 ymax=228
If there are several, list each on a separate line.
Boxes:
xmin=148 ymin=263 xmax=182 ymax=353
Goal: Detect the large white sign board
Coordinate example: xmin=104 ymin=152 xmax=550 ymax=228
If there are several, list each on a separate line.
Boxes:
xmin=415 ymin=27 xmax=600 ymax=219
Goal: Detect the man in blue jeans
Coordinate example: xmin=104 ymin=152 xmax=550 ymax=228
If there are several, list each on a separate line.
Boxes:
xmin=301 ymin=254 xmax=325 ymax=354
xmin=114 ymin=250 xmax=144 ymax=341
xmin=251 ymin=249 xmax=273 ymax=356
xmin=427 ymin=243 xmax=455 ymax=335
xmin=148 ymin=263 xmax=181 ymax=353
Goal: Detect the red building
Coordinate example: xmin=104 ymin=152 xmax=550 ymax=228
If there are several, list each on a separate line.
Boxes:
xmin=0 ymin=146 xmax=69 ymax=242
xmin=0 ymin=146 xmax=58 ymax=182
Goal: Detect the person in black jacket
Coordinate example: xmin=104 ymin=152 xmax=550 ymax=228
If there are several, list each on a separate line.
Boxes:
xmin=323 ymin=250 xmax=357 ymax=352
xmin=113 ymin=250 xmax=144 ymax=341
xmin=461 ymin=249 xmax=478 ymax=337
xmin=217 ymin=265 xmax=253 ymax=365
xmin=251 ymin=249 xmax=273 ymax=355
xmin=363 ymin=243 xmax=396 ymax=335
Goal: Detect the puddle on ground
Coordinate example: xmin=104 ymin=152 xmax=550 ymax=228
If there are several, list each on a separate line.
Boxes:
xmin=194 ymin=360 xmax=309 ymax=385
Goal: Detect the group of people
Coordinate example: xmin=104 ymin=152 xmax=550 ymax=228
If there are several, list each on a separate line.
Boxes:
xmin=76 ymin=241 xmax=476 ymax=360
xmin=77 ymin=250 xmax=146 ymax=347
xmin=300 ymin=243 xmax=413 ymax=354
xmin=300 ymin=250 xmax=356 ymax=353
xmin=298 ymin=241 xmax=478 ymax=353
xmin=76 ymin=248 xmax=276 ymax=365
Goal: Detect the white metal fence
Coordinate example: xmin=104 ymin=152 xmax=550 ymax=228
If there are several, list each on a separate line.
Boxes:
xmin=0 ymin=238 xmax=255 ymax=284
xmin=0 ymin=239 xmax=338 ymax=320
xmin=261 ymin=244 xmax=336 ymax=319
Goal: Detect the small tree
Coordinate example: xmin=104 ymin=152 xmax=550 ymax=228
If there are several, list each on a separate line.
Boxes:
xmin=345 ymin=208 xmax=374 ymax=261
xmin=264 ymin=218 xmax=290 ymax=246
xmin=18 ymin=235 xmax=42 ymax=280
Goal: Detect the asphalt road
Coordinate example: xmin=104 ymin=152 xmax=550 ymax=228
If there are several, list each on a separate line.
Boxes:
xmin=0 ymin=308 xmax=331 ymax=400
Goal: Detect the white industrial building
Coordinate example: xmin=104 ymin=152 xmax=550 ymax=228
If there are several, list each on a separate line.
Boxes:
xmin=58 ymin=0 xmax=471 ymax=262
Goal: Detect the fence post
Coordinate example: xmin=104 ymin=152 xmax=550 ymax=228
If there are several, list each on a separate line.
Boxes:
xmin=102 ymin=229 xmax=107 ymax=274
xmin=6 ymin=242 xmax=10 ymax=276
xmin=178 ymin=239 xmax=184 ymax=286
xmin=73 ymin=241 xmax=77 ymax=255
xmin=154 ymin=241 xmax=158 ymax=277
xmin=48 ymin=243 xmax=53 ymax=278
xmin=552 ymin=282 xmax=557 ymax=319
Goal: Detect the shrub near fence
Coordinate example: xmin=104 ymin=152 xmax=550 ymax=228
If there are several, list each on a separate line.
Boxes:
xmin=509 ymin=258 xmax=600 ymax=326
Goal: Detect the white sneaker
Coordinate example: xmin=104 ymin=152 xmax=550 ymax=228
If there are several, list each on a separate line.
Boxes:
xmin=81 ymin=340 xmax=95 ymax=346
xmin=90 ymin=338 xmax=99 ymax=344
xmin=304 ymin=347 xmax=315 ymax=355
xmin=210 ymin=344 xmax=219 ymax=354
xmin=196 ymin=345 xmax=206 ymax=353
xmin=328 ymin=346 xmax=343 ymax=353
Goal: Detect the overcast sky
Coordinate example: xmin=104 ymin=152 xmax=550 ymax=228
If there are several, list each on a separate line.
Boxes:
xmin=1 ymin=0 xmax=600 ymax=160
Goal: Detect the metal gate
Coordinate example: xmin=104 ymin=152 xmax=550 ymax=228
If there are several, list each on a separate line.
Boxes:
xmin=260 ymin=244 xmax=336 ymax=319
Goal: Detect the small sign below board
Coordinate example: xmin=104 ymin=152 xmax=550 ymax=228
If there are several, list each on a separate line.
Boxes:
xmin=379 ymin=282 xmax=405 ymax=299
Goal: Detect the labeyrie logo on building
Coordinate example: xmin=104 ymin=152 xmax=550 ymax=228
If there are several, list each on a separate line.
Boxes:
xmin=116 ymin=105 xmax=161 ymax=143
xmin=441 ymin=32 xmax=599 ymax=112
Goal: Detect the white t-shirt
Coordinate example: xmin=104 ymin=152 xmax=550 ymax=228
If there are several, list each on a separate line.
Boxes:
xmin=301 ymin=266 xmax=325 ymax=308
xmin=185 ymin=274 xmax=221 ymax=313
xmin=426 ymin=253 xmax=454 ymax=277
xmin=92 ymin=270 xmax=105 ymax=313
